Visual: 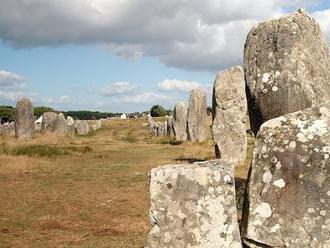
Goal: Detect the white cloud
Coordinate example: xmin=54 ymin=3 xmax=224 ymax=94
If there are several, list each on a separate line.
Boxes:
xmin=113 ymin=92 xmax=170 ymax=104
xmin=101 ymin=82 xmax=138 ymax=96
xmin=0 ymin=70 xmax=24 ymax=87
xmin=313 ymin=9 xmax=330 ymax=42
xmin=158 ymin=79 xmax=201 ymax=92
xmin=0 ymin=0 xmax=295 ymax=71
xmin=42 ymin=95 xmax=72 ymax=105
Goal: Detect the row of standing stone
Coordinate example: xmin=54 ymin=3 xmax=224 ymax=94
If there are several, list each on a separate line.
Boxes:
xmin=3 ymin=98 xmax=102 ymax=139
xmin=146 ymin=9 xmax=330 ymax=248
xmin=148 ymin=88 xmax=208 ymax=142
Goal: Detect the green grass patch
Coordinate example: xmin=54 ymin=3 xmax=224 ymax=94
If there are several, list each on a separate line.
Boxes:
xmin=0 ymin=143 xmax=92 ymax=157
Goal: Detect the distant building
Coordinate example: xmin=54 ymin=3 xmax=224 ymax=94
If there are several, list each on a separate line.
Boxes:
xmin=35 ymin=115 xmax=43 ymax=124
xmin=120 ymin=113 xmax=127 ymax=120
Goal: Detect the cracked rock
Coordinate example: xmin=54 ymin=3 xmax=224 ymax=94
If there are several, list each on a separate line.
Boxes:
xmin=244 ymin=9 xmax=330 ymax=135
xmin=242 ymin=102 xmax=330 ymax=248
xmin=212 ymin=66 xmax=247 ymax=165
xmin=146 ymin=160 xmax=242 ymax=248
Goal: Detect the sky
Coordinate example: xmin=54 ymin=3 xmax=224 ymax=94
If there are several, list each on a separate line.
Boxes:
xmin=0 ymin=0 xmax=330 ymax=113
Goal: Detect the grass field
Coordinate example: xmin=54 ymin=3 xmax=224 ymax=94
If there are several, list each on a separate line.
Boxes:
xmin=0 ymin=118 xmax=253 ymax=248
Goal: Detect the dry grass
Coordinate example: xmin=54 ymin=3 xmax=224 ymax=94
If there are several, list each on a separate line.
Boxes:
xmin=0 ymin=118 xmax=253 ymax=248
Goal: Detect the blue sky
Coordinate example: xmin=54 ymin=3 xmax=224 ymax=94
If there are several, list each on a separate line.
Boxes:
xmin=0 ymin=0 xmax=329 ymax=113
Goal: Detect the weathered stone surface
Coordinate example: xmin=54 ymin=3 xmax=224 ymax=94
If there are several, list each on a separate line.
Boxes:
xmin=243 ymin=102 xmax=330 ymax=247
xmin=54 ymin=113 xmax=68 ymax=135
xmin=187 ymin=89 xmax=207 ymax=142
xmin=173 ymin=102 xmax=187 ymax=141
xmin=0 ymin=121 xmax=15 ymax=136
xmin=244 ymin=9 xmax=330 ymax=135
xmin=74 ymin=120 xmax=89 ymax=135
xmin=167 ymin=116 xmax=174 ymax=137
xmin=212 ymin=66 xmax=247 ymax=165
xmin=157 ymin=121 xmax=167 ymax=136
xmin=15 ymin=98 xmax=35 ymax=139
xmin=91 ymin=120 xmax=102 ymax=131
xmin=146 ymin=160 xmax=242 ymax=248
xmin=66 ymin=116 xmax=75 ymax=126
xmin=41 ymin=112 xmax=58 ymax=132
xmin=66 ymin=116 xmax=75 ymax=135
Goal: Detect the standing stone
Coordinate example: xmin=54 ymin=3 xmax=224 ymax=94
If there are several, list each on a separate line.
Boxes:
xmin=146 ymin=160 xmax=242 ymax=248
xmin=41 ymin=112 xmax=58 ymax=132
xmin=244 ymin=9 xmax=330 ymax=135
xmin=157 ymin=121 xmax=167 ymax=136
xmin=187 ymin=89 xmax=207 ymax=142
xmin=173 ymin=102 xmax=187 ymax=141
xmin=91 ymin=120 xmax=102 ymax=131
xmin=15 ymin=98 xmax=35 ymax=139
xmin=167 ymin=116 xmax=174 ymax=137
xmin=54 ymin=113 xmax=68 ymax=135
xmin=212 ymin=66 xmax=247 ymax=165
xmin=243 ymin=102 xmax=330 ymax=247
xmin=0 ymin=121 xmax=15 ymax=136
xmin=74 ymin=120 xmax=89 ymax=135
xmin=66 ymin=116 xmax=75 ymax=134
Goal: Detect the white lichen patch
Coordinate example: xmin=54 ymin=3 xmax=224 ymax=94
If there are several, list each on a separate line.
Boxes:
xmin=308 ymin=208 xmax=315 ymax=213
xmin=295 ymin=119 xmax=328 ymax=143
xmin=272 ymin=86 xmax=278 ymax=92
xmin=270 ymin=224 xmax=281 ymax=233
xmin=223 ymin=175 xmax=231 ymax=183
xmin=263 ymin=170 xmax=273 ymax=184
xmin=320 ymin=210 xmax=326 ymax=216
xmin=262 ymin=73 xmax=271 ymax=83
xmin=255 ymin=202 xmax=272 ymax=218
xmin=273 ymin=179 xmax=286 ymax=188
xmin=276 ymin=161 xmax=282 ymax=169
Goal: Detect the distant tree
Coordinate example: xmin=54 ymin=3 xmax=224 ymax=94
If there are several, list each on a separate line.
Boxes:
xmin=207 ymin=106 xmax=212 ymax=115
xmin=0 ymin=106 xmax=15 ymax=123
xmin=34 ymin=106 xmax=55 ymax=117
xmin=150 ymin=105 xmax=167 ymax=117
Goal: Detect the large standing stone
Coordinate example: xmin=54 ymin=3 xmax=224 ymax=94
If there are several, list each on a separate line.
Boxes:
xmin=173 ymin=102 xmax=187 ymax=141
xmin=66 ymin=116 xmax=75 ymax=135
xmin=74 ymin=120 xmax=89 ymax=136
xmin=15 ymin=98 xmax=35 ymax=139
xmin=243 ymin=102 xmax=330 ymax=247
xmin=146 ymin=160 xmax=242 ymax=248
xmin=244 ymin=9 xmax=330 ymax=135
xmin=41 ymin=112 xmax=58 ymax=132
xmin=167 ymin=116 xmax=174 ymax=137
xmin=187 ymin=89 xmax=207 ymax=142
xmin=54 ymin=113 xmax=68 ymax=135
xmin=212 ymin=66 xmax=247 ymax=165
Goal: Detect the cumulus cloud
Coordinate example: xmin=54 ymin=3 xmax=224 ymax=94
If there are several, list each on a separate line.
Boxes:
xmin=0 ymin=1 xmax=329 ymax=72
xmin=101 ymin=82 xmax=138 ymax=96
xmin=113 ymin=92 xmax=170 ymax=104
xmin=0 ymin=70 xmax=25 ymax=87
xmin=158 ymin=79 xmax=201 ymax=92
xmin=42 ymin=95 xmax=72 ymax=105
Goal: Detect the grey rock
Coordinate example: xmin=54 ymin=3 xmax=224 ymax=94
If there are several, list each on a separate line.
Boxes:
xmin=244 ymin=9 xmax=330 ymax=135
xmin=167 ymin=116 xmax=174 ymax=137
xmin=66 ymin=116 xmax=75 ymax=126
xmin=212 ymin=66 xmax=247 ymax=165
xmin=91 ymin=120 xmax=102 ymax=131
xmin=157 ymin=121 xmax=167 ymax=136
xmin=15 ymin=98 xmax=35 ymax=139
xmin=74 ymin=120 xmax=89 ymax=136
xmin=1 ymin=121 xmax=15 ymax=136
xmin=66 ymin=116 xmax=75 ymax=135
xmin=173 ymin=102 xmax=187 ymax=141
xmin=54 ymin=113 xmax=68 ymax=135
xmin=146 ymin=160 xmax=242 ymax=248
xmin=187 ymin=89 xmax=208 ymax=142
xmin=41 ymin=112 xmax=58 ymax=132
xmin=243 ymin=102 xmax=330 ymax=247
